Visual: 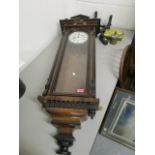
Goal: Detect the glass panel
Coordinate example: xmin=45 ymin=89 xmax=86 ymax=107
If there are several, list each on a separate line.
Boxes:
xmin=55 ymin=31 xmax=89 ymax=94
xmin=112 ymin=101 xmax=135 ymax=143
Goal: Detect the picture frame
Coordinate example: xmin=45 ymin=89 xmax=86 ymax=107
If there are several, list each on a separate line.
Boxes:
xmin=100 ymin=87 xmax=135 ymax=150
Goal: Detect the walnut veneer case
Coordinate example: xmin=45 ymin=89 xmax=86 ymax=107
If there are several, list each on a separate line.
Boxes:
xmin=38 ymin=14 xmax=100 ymax=155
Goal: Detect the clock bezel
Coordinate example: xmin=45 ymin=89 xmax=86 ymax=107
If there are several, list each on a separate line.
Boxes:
xmin=68 ymin=31 xmax=89 ymax=44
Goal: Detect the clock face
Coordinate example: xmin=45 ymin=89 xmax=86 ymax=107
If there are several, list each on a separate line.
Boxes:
xmin=69 ymin=31 xmax=88 ymax=44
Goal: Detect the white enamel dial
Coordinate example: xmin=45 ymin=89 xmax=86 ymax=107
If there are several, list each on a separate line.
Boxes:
xmin=69 ymin=31 xmax=88 ymax=44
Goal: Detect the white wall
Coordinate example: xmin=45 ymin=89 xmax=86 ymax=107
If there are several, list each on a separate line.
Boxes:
xmin=19 ymin=0 xmax=67 ymax=70
xmin=19 ymin=0 xmax=135 ymax=51
xmin=66 ymin=0 xmax=135 ymax=30
xmin=20 ymin=0 xmax=67 ymax=51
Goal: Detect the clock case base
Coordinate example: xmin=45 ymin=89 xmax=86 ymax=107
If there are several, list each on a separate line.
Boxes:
xmin=38 ymin=14 xmax=100 ymax=155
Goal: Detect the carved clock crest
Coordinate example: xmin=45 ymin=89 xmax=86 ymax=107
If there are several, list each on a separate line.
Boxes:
xmin=38 ymin=14 xmax=100 ymax=155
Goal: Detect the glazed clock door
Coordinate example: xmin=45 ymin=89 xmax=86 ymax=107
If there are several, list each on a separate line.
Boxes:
xmin=54 ymin=31 xmax=89 ymax=95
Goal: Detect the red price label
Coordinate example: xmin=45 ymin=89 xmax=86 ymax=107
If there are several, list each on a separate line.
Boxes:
xmin=76 ymin=88 xmax=85 ymax=93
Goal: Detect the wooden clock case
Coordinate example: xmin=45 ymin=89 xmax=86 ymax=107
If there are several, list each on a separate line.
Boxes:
xmin=38 ymin=14 xmax=100 ymax=155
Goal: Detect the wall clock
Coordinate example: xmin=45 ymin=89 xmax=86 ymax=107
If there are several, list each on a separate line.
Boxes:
xmin=38 ymin=14 xmax=100 ymax=155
